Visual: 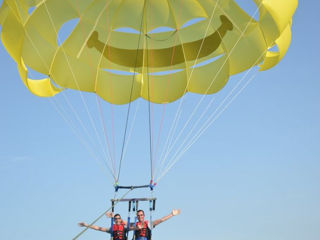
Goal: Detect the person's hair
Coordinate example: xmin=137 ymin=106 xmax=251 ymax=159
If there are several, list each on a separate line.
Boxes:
xmin=114 ymin=214 xmax=121 ymax=218
xmin=137 ymin=210 xmax=145 ymax=216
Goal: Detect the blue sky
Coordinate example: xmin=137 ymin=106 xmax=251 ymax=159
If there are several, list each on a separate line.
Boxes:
xmin=0 ymin=1 xmax=319 ymax=240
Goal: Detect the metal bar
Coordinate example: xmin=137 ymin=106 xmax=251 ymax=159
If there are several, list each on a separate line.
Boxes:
xmin=111 ymin=198 xmax=157 ymax=202
xmin=115 ymin=184 xmax=153 ymax=192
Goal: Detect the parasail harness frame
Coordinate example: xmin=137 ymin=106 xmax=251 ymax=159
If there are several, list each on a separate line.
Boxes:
xmin=110 ymin=182 xmax=157 ymax=240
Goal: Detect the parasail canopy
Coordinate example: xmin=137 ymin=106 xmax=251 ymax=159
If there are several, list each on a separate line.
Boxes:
xmin=0 ymin=0 xmax=297 ymax=104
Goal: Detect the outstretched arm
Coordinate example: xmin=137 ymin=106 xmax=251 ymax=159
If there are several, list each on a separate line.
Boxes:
xmin=78 ymin=222 xmax=109 ymax=232
xmin=152 ymin=209 xmax=181 ymax=227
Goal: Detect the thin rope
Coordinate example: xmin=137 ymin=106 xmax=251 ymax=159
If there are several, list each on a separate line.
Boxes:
xmin=156 ymin=0 xmax=264 ymax=179
xmin=96 ymin=0 xmax=117 ymax=170
xmin=75 ymin=0 xmax=116 ymax=59
xmin=159 ymin=0 xmax=244 ymax=170
xmin=122 ymin=100 xmax=141 ymax=163
xmin=97 ymin=96 xmax=116 ymax=176
xmin=67 ymin=0 xmax=124 ymax=180
xmin=157 ymin=67 xmax=257 ymax=182
xmin=151 ymin=0 xmax=194 ymax=179
xmin=152 ymin=24 xmax=180 ymax=177
xmin=61 ymin=93 xmax=101 ymax=156
xmin=145 ymin=15 xmax=154 ymax=181
xmin=27 ymin=65 xmax=110 ymax=177
xmin=157 ymin=61 xmax=262 ymax=182
xmin=117 ymin=0 xmax=148 ymax=183
xmin=42 ymin=2 xmax=114 ymax=175
xmin=7 ymin=1 xmax=116 ymax=177
xmin=158 ymin=25 xmax=267 ymax=179
xmin=72 ymin=189 xmax=132 ymax=240
xmin=156 ymin=0 xmax=221 ymax=178
xmin=111 ymin=104 xmax=116 ymax=173
xmin=157 ymin=6 xmax=268 ymax=177
xmin=73 ymin=2 xmax=117 ymax=178
xmin=156 ymin=0 xmax=220 ymax=177
xmin=49 ymin=98 xmax=113 ymax=181
xmin=155 ymin=97 xmax=217 ymax=179
xmin=157 ymin=71 xmax=259 ymax=182
xmin=86 ymin=0 xmax=125 ymax=180
xmin=72 ymin=0 xmax=119 ymax=179
xmin=145 ymin=30 xmax=178 ymax=42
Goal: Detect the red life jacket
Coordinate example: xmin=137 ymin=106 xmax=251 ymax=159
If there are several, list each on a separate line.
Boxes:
xmin=135 ymin=221 xmax=151 ymax=240
xmin=112 ymin=223 xmax=127 ymax=240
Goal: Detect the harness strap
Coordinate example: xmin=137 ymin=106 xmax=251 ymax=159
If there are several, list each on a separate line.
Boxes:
xmin=149 ymin=200 xmax=153 ymax=238
xmin=127 ymin=200 xmax=131 ymax=239
xmin=110 ymin=201 xmax=115 ymax=235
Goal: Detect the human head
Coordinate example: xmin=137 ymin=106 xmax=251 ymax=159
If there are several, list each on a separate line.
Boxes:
xmin=114 ymin=213 xmax=122 ymax=225
xmin=137 ymin=210 xmax=145 ymax=222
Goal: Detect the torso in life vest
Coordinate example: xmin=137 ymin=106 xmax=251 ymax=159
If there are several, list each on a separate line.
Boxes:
xmin=112 ymin=223 xmax=127 ymax=240
xmin=135 ymin=221 xmax=151 ymax=240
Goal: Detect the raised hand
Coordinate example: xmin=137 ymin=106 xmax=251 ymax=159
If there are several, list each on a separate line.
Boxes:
xmin=171 ymin=209 xmax=181 ymax=216
xmin=78 ymin=222 xmax=88 ymax=227
xmin=105 ymin=212 xmax=114 ymax=218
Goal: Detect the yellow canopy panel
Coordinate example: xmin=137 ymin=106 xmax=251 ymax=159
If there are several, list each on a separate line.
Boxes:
xmin=0 ymin=0 xmax=298 ymax=104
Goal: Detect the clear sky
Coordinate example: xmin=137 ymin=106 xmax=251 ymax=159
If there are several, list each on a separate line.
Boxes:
xmin=0 ymin=1 xmax=319 ymax=240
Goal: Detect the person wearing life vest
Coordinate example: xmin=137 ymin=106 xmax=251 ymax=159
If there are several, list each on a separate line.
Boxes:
xmin=78 ymin=213 xmax=130 ymax=240
xmin=134 ymin=209 xmax=181 ymax=240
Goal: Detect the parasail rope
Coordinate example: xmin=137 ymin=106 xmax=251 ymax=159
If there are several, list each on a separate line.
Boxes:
xmin=28 ymin=60 xmax=113 ymax=179
xmin=157 ymin=18 xmax=269 ymax=181
xmin=72 ymin=189 xmax=132 ymax=240
xmin=143 ymin=0 xmax=183 ymax=181
xmin=152 ymin=6 xmax=181 ymax=178
xmin=155 ymin=0 xmax=221 ymax=178
xmin=150 ymin=0 xmax=197 ymax=179
xmin=158 ymin=49 xmax=264 ymax=182
xmin=157 ymin=70 xmax=259 ymax=182
xmin=41 ymin=1 xmax=116 ymax=178
xmin=74 ymin=0 xmax=118 ymax=180
xmin=122 ymin=100 xmax=141 ymax=164
xmin=163 ymin=47 xmax=268 ymax=171
xmin=6 ymin=2 xmax=115 ymax=179
xmin=145 ymin=0 xmax=155 ymax=182
xmin=155 ymin=0 xmax=264 ymax=180
xmin=85 ymin=0 xmax=121 ymax=179
xmin=97 ymin=96 xmax=117 ymax=176
xmin=60 ymin=93 xmax=103 ymax=161
xmin=49 ymin=98 xmax=113 ymax=180
xmin=43 ymin=2 xmax=112 ymax=163
xmin=117 ymin=0 xmax=149 ymax=183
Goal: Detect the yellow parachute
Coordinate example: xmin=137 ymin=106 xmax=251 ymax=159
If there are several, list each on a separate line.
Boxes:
xmin=0 ymin=0 xmax=297 ymax=104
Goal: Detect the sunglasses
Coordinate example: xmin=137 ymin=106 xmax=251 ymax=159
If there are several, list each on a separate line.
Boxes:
xmin=114 ymin=218 xmax=121 ymax=220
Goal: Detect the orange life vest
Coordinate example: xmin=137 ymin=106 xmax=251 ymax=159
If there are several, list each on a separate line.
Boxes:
xmin=135 ymin=221 xmax=151 ymax=240
xmin=112 ymin=223 xmax=127 ymax=240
